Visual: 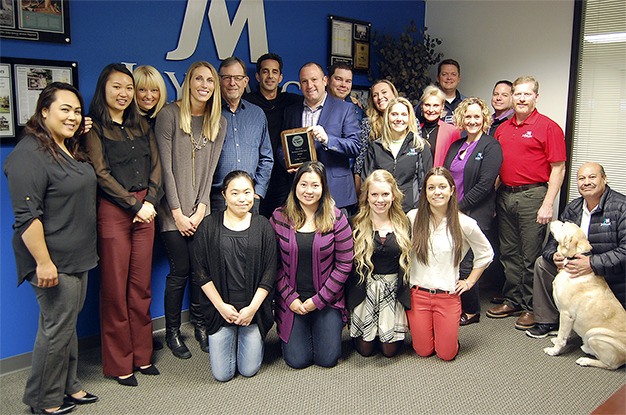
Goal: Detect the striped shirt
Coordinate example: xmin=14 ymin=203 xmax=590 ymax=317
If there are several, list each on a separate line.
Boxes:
xmin=270 ymin=207 xmax=354 ymax=343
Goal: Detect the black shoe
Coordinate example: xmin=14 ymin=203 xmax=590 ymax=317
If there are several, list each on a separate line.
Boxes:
xmin=460 ymin=312 xmax=480 ymax=326
xmin=64 ymin=391 xmax=99 ymax=405
xmin=166 ymin=331 xmax=192 ymax=359
xmin=31 ymin=402 xmax=76 ymax=414
xmin=116 ymin=374 xmax=138 ymax=387
xmin=135 ymin=364 xmax=160 ymax=375
xmin=525 ymin=323 xmax=559 ymax=339
xmin=195 ymin=327 xmax=209 ymax=353
xmin=153 ymin=338 xmax=163 ymax=351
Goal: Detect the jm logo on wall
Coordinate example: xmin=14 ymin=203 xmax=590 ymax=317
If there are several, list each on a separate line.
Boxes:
xmin=166 ymin=0 xmax=269 ymax=62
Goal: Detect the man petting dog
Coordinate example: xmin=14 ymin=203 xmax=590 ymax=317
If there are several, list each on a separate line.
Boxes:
xmin=526 ymin=162 xmax=626 ymax=338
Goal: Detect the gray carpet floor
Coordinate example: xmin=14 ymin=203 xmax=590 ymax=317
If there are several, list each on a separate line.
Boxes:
xmin=1 ymin=297 xmax=625 ymax=415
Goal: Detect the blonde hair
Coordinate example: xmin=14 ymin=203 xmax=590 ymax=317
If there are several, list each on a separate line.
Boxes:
xmin=283 ymin=161 xmax=336 ymax=234
xmin=133 ymin=65 xmax=167 ymax=118
xmin=512 ymin=76 xmax=539 ymax=94
xmin=420 ymin=84 xmax=447 ymax=120
xmin=179 ymin=61 xmax=222 ymax=142
xmin=366 ymin=80 xmax=398 ymax=140
xmin=453 ymin=97 xmax=492 ymax=134
xmin=352 ymin=170 xmax=411 ymax=284
xmin=381 ymin=97 xmax=424 ymax=151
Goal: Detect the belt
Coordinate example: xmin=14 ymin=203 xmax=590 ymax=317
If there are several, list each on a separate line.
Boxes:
xmin=412 ymin=286 xmax=449 ymax=294
xmin=501 ymin=182 xmax=547 ymax=193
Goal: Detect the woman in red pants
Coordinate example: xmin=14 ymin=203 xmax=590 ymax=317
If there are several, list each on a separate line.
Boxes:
xmin=406 ymin=167 xmax=493 ymax=361
xmin=84 ymin=63 xmax=162 ymax=386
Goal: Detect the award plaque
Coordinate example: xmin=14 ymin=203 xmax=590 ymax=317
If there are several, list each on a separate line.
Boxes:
xmin=280 ymin=127 xmax=317 ymax=170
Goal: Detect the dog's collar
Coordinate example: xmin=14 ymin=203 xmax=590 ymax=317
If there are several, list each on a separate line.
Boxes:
xmin=566 ymin=251 xmax=592 ymax=260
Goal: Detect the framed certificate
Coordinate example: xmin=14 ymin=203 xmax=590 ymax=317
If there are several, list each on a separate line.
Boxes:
xmin=328 ymin=15 xmax=371 ymax=73
xmin=280 ymin=127 xmax=317 ymax=170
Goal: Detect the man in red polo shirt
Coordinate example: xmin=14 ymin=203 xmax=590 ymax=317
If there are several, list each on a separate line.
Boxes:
xmin=486 ymin=76 xmax=566 ymax=331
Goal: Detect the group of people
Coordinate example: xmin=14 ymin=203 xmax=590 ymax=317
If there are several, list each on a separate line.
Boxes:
xmin=4 ymin=52 xmax=625 ymax=415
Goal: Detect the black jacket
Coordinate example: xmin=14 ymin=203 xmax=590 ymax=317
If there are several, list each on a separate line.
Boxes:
xmin=361 ymin=132 xmax=433 ymax=213
xmin=443 ymin=134 xmax=503 ymax=230
xmin=542 ymin=187 xmax=626 ymax=305
xmin=192 ymin=210 xmax=277 ymax=338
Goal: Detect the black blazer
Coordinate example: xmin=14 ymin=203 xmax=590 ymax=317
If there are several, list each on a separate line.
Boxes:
xmin=443 ymin=134 xmax=503 ymax=230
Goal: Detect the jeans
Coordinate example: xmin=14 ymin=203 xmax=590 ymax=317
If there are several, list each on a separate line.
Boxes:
xmin=281 ymin=307 xmax=343 ymax=369
xmin=208 ymin=324 xmax=263 ymax=382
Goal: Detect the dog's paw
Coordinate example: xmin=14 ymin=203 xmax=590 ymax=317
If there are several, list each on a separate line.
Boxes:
xmin=576 ymin=357 xmax=593 ymax=366
xmin=551 ymin=337 xmax=558 ymax=345
xmin=544 ymin=346 xmax=561 ymax=356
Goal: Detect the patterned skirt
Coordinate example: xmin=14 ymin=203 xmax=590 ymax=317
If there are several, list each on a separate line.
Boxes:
xmin=349 ymin=273 xmax=408 ymax=343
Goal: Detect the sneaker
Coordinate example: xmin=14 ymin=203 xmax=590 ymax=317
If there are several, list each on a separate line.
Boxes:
xmin=525 ymin=323 xmax=559 ymax=339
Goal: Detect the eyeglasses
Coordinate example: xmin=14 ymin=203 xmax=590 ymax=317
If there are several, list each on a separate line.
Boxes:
xmin=219 ymin=74 xmax=247 ymax=83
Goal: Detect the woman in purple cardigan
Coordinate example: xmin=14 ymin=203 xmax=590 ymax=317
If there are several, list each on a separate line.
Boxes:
xmin=270 ymin=161 xmax=354 ymax=369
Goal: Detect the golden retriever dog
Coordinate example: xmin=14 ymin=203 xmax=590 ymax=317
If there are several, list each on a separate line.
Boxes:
xmin=544 ymin=220 xmax=626 ymax=370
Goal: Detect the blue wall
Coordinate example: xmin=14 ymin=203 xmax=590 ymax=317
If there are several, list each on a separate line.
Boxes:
xmin=0 ymin=0 xmax=425 ymax=359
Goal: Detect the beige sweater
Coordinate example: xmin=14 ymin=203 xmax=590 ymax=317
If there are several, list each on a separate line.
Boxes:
xmin=155 ymin=102 xmax=226 ymax=232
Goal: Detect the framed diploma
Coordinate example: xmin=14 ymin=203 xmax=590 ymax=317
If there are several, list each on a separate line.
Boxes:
xmin=280 ymin=127 xmax=317 ymax=170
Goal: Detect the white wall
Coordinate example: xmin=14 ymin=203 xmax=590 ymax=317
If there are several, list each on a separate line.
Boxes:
xmin=425 ymin=0 xmax=575 ymax=130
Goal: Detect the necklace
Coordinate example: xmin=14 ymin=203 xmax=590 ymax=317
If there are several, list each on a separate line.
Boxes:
xmin=423 ymin=126 xmax=437 ymax=141
xmin=190 ymin=132 xmax=208 ymax=189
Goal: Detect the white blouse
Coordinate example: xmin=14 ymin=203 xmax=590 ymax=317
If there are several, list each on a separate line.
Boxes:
xmin=407 ymin=209 xmax=494 ymax=292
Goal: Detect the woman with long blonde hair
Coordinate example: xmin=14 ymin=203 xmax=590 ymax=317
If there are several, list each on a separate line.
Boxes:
xmin=362 ymin=96 xmax=433 ymax=212
xmin=347 ymin=170 xmax=412 ymax=357
xmin=353 ymin=80 xmax=399 ymax=195
xmin=155 ymin=61 xmax=227 ymax=359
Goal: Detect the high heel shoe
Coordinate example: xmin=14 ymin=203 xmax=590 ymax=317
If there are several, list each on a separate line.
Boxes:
xmin=135 ymin=364 xmax=160 ymax=375
xmin=116 ymin=374 xmax=138 ymax=387
xmin=30 ymin=402 xmax=76 ymax=414
xmin=64 ymin=391 xmax=99 ymax=405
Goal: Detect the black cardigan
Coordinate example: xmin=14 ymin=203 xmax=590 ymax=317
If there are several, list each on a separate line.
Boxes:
xmin=443 ymin=134 xmax=503 ymax=230
xmin=192 ymin=210 xmax=277 ymax=338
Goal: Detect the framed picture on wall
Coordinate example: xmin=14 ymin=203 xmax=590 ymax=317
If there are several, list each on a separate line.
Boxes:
xmin=0 ymin=57 xmax=78 ymax=141
xmin=328 ymin=15 xmax=371 ymax=73
xmin=0 ymin=0 xmax=71 ymax=44
xmin=0 ymin=63 xmax=15 ymax=138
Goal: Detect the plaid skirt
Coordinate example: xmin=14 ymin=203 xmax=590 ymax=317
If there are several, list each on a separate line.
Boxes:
xmin=349 ymin=273 xmax=408 ymax=343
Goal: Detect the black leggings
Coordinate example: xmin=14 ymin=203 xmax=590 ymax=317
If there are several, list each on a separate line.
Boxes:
xmin=161 ymin=231 xmax=208 ymax=330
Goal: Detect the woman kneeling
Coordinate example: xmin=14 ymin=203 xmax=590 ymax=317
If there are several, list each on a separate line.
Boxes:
xmin=192 ymin=171 xmax=277 ymax=381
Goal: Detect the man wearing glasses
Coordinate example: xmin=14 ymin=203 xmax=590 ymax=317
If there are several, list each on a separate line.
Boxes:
xmin=211 ymin=56 xmax=273 ymax=213
xmin=486 ymin=76 xmax=566 ymax=332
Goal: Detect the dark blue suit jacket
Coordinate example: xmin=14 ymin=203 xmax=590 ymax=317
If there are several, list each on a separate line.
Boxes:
xmin=282 ymin=94 xmax=361 ymax=208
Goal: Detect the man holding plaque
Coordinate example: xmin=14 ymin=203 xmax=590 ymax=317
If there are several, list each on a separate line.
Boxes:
xmin=244 ymin=53 xmax=303 ymax=218
xmin=211 ymin=57 xmax=273 ymax=214
xmin=282 ymin=62 xmax=361 ymax=211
